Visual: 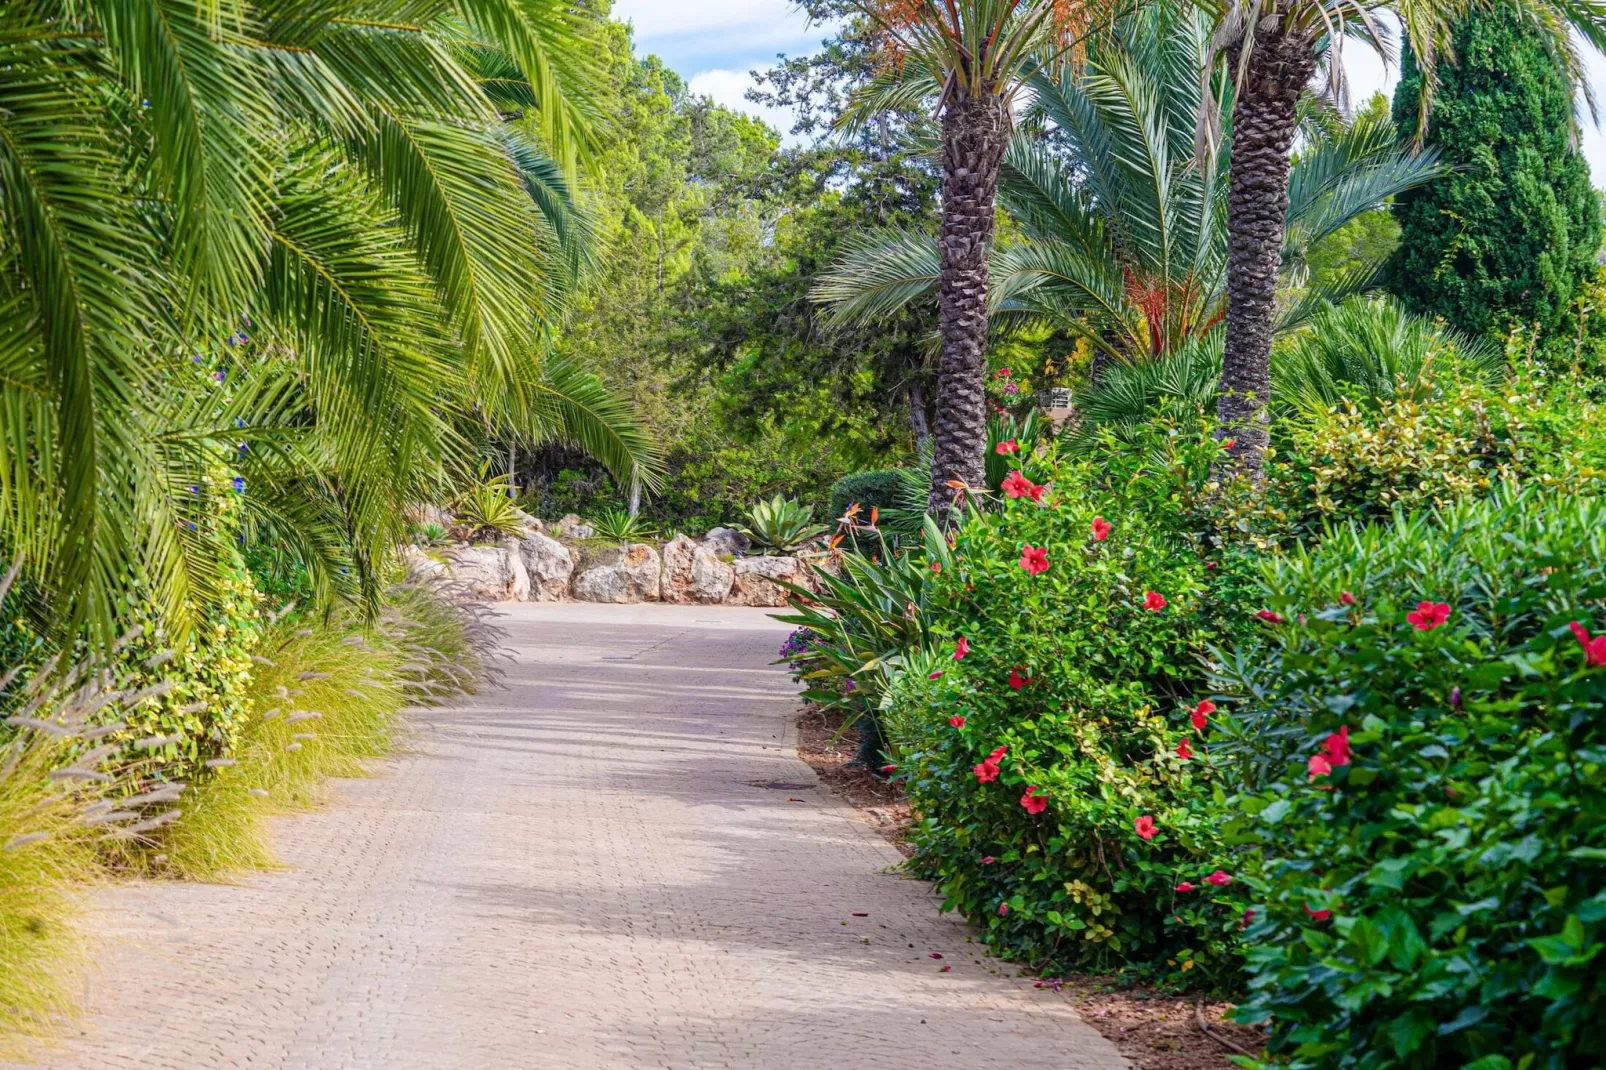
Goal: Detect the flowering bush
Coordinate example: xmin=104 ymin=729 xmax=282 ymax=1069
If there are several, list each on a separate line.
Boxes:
xmin=883 ymin=427 xmax=1259 ymax=985
xmin=1218 ymin=489 xmax=1606 ymax=1066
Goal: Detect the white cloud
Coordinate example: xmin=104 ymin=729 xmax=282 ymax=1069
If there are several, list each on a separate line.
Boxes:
xmin=687 ymin=68 xmax=804 ymax=143
xmin=612 ymin=0 xmax=816 ymax=52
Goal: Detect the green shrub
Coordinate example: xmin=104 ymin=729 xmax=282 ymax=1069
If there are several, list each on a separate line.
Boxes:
xmin=737 ymin=495 xmax=829 ymax=554
xmin=829 ymin=470 xmax=905 ymax=526
xmin=1218 ymin=489 xmax=1606 ymax=1067
xmin=885 ymin=426 xmax=1259 ymax=985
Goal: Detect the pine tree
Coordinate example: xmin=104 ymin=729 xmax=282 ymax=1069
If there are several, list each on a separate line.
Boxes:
xmin=1387 ymin=6 xmax=1602 ymax=338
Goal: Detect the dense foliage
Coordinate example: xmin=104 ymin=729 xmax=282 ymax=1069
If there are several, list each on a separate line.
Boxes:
xmin=1387 ymin=6 xmax=1603 ymax=342
xmin=1219 ymin=490 xmax=1606 ymax=1068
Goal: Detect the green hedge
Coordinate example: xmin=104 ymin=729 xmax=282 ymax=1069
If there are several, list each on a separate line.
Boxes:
xmin=1218 ymin=488 xmax=1606 ymax=1067
xmin=828 ymin=469 xmax=906 ymax=525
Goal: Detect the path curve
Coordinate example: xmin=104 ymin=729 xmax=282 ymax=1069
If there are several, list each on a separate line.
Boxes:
xmin=16 ymin=604 xmax=1126 ymax=1069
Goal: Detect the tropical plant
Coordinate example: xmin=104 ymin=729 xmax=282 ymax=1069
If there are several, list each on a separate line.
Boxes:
xmin=588 ymin=508 xmax=657 ymax=542
xmin=453 ymin=466 xmax=526 ymax=540
xmin=737 ymin=496 xmax=830 ymax=554
xmin=0 ymin=0 xmax=661 ymax=646
xmin=1387 ymin=5 xmax=1602 ymax=340
xmin=815 ymin=4 xmax=1443 ymax=367
xmin=1195 ymin=0 xmax=1606 ymax=479
xmin=843 ymin=0 xmax=1102 ymax=518
xmin=413 ymin=522 xmax=449 ymax=545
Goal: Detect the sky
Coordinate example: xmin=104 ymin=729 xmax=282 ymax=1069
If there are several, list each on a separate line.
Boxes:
xmin=611 ymin=0 xmax=1606 ymax=180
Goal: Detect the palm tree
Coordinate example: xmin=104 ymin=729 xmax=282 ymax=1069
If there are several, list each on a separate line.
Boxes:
xmin=1200 ymin=0 xmax=1606 ymax=478
xmin=815 ymin=4 xmax=1440 ymax=376
xmin=0 ymin=0 xmax=660 ymax=643
xmin=847 ymin=0 xmax=1100 ymax=518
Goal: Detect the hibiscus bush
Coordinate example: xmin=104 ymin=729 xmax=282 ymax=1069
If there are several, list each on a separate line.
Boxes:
xmin=1218 ymin=488 xmax=1606 ymax=1067
xmin=883 ymin=424 xmax=1260 ymax=985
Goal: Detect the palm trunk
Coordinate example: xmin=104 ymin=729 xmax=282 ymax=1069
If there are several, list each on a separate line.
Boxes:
xmin=1219 ymin=29 xmax=1315 ymax=480
xmin=928 ymin=93 xmax=1010 ymax=518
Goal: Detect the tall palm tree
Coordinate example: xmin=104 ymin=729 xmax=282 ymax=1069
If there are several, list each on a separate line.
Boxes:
xmin=815 ymin=5 xmax=1440 ymax=373
xmin=848 ymin=0 xmax=1099 ymax=517
xmin=0 ymin=0 xmax=660 ymax=643
xmin=1199 ymin=0 xmax=1606 ymax=478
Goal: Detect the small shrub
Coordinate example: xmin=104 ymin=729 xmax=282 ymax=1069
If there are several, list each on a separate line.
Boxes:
xmin=588 ymin=508 xmax=656 ymax=542
xmin=453 ymin=464 xmax=524 ymax=540
xmin=1218 ymin=489 xmax=1606 ymax=1067
xmin=829 ymin=470 xmax=905 ymax=526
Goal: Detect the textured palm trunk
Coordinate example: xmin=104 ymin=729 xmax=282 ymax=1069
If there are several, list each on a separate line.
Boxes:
xmin=928 ymin=93 xmax=1010 ymax=518
xmin=1219 ymin=29 xmax=1315 ymax=480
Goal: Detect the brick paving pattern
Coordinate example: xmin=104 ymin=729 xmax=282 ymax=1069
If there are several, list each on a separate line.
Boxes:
xmin=18 ymin=604 xmax=1126 ymax=1069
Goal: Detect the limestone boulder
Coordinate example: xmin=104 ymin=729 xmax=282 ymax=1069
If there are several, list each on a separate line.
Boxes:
xmin=660 ymin=534 xmax=734 ymax=604
xmin=401 ymin=544 xmax=447 ymax=581
xmin=702 ymin=526 xmax=750 ymax=558
xmin=505 ymin=537 xmax=531 ymax=601
xmin=444 ymin=545 xmax=513 ymax=600
xmin=573 ymin=543 xmax=661 ymax=603
xmin=555 ymin=513 xmax=595 ymax=541
xmin=729 ymin=555 xmax=809 ymax=608
xmin=518 ymin=532 xmax=576 ymax=601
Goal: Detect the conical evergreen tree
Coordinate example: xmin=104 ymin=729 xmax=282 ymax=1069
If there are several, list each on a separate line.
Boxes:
xmin=1387 ymin=6 xmax=1602 ymax=338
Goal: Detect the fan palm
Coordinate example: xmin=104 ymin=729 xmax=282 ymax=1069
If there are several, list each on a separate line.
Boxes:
xmin=1199 ymin=0 xmax=1606 ymax=478
xmin=846 ymin=0 xmax=1102 ymax=519
xmin=0 ymin=0 xmax=658 ymax=644
xmin=814 ymin=3 xmax=1442 ymax=367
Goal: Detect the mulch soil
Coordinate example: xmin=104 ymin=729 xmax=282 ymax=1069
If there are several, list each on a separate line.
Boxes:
xmin=793 ymin=703 xmax=1268 ymax=1070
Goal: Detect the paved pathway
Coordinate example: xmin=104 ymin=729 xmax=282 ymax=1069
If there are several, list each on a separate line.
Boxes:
xmin=20 ymin=604 xmax=1125 ymax=1069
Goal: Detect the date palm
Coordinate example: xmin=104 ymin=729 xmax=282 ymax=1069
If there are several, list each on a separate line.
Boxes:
xmin=1200 ymin=0 xmax=1606 ymax=478
xmin=816 ymin=4 xmax=1440 ymax=372
xmin=0 ymin=0 xmax=660 ymax=642
xmin=849 ymin=0 xmax=1100 ymax=518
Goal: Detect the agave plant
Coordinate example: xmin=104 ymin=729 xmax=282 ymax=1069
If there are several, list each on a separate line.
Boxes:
xmin=588 ymin=509 xmax=657 ymax=542
xmin=738 ymin=496 xmax=830 ymax=554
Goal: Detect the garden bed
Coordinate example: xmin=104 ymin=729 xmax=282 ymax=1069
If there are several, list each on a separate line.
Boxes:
xmin=794 ymin=702 xmax=1265 ymax=1070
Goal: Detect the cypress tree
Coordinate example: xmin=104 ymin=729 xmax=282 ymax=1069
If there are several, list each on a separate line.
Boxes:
xmin=1387 ymin=6 xmax=1601 ymax=338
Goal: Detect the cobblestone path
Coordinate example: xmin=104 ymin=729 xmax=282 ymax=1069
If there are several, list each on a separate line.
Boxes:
xmin=20 ymin=604 xmax=1126 ymax=1070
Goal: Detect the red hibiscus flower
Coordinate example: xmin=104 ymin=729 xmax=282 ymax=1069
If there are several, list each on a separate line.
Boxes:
xmin=1307 ymin=753 xmax=1332 ymax=782
xmin=981 ymin=856 xmax=996 ymax=864
xmin=995 ymin=439 xmax=1019 ymax=455
xmin=1256 ymin=609 xmax=1284 ymax=624
xmin=1222 ymin=438 xmax=1236 ymax=449
xmin=1143 ymin=591 xmax=1167 ymax=612
xmin=1134 ymin=815 xmax=1157 ymax=841
xmin=949 ymin=714 xmax=966 ymax=729
xmin=1190 ymin=699 xmax=1216 ymax=733
xmin=1339 ymin=591 xmax=1357 ymax=606
xmin=930 ymin=560 xmax=942 ymax=573
xmin=1303 ymin=904 xmax=1331 ymax=922
xmin=1204 ymin=870 xmax=1232 ymax=887
xmin=995 ymin=367 xmax=1011 ymax=379
xmin=927 ymin=671 xmax=944 ymax=680
xmin=1020 ymin=786 xmax=1048 ymax=815
xmin=1176 ymin=737 xmax=1193 ymax=760
xmin=1571 ymin=621 xmax=1606 ymax=667
xmin=1019 ymin=545 xmax=1050 ymax=575
xmin=974 ymin=745 xmax=1007 ymax=783
xmin=1009 ymin=668 xmax=1028 ymax=691
xmin=1407 ymin=600 xmax=1452 ymax=631
xmin=1001 ymin=470 xmax=1035 ymax=499
xmin=1322 ymin=725 xmax=1351 ymax=767
xmin=1175 ymin=881 xmax=1196 ymax=893
xmin=953 ymin=636 xmax=970 ymax=660
xmin=1026 ymin=481 xmax=1047 ymax=503
xmin=998 ymin=903 xmax=1009 ymax=916
xmin=1091 ymin=516 xmax=1112 ymax=541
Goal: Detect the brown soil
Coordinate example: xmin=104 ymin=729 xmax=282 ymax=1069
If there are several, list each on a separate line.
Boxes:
xmin=793 ymin=704 xmax=1268 ymax=1069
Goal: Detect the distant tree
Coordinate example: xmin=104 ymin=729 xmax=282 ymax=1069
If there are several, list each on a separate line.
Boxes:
xmin=1387 ymin=6 xmax=1603 ymax=339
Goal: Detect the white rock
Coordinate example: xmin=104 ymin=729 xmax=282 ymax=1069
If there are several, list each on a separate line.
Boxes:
xmin=661 ymin=534 xmax=734 ymax=603
xmin=555 ymin=513 xmax=595 ymax=541
xmin=573 ymin=543 xmax=660 ymax=603
xmin=401 ymin=545 xmax=447 ymax=580
xmin=444 ymin=545 xmax=513 ymax=600
xmin=728 ymin=556 xmax=808 ymax=608
xmin=518 ymin=532 xmax=575 ymax=601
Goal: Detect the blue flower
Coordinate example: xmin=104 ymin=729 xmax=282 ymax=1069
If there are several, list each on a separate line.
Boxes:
xmin=189 ymin=484 xmax=200 ymax=495
xmin=212 ymin=370 xmax=226 ymax=382
xmin=232 ymin=477 xmax=245 ymax=493
xmin=237 ymin=442 xmax=248 ymax=456
xmin=191 ymin=354 xmax=204 ymax=364
xmin=186 ymin=520 xmax=198 ymax=531
xmin=235 ymin=417 xmax=245 ymax=428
